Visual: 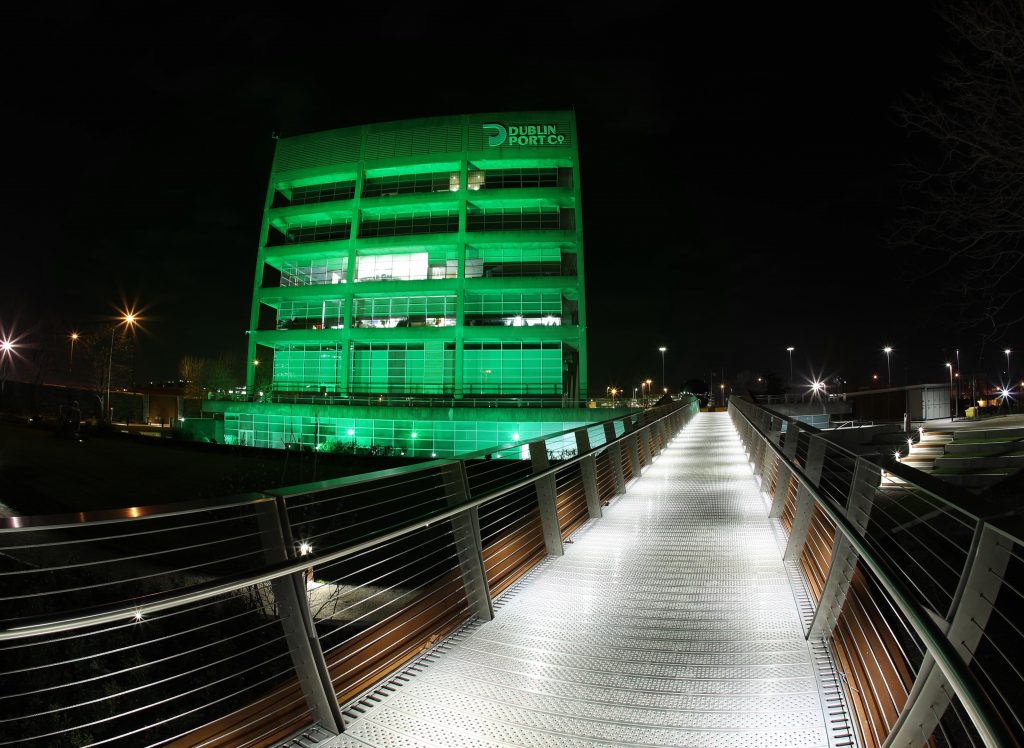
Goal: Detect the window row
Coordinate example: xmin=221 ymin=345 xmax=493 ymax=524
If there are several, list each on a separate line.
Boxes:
xmin=225 ymin=413 xmax=590 ymax=457
xmin=269 ymin=249 xmax=576 ymax=287
xmin=268 ymin=341 xmax=565 ymax=396
xmin=269 ymin=208 xmax=573 ymax=246
xmin=352 ymin=296 xmax=457 ymax=328
xmin=270 ymin=293 xmax=571 ymax=330
xmin=274 ymin=168 xmax=572 ymax=207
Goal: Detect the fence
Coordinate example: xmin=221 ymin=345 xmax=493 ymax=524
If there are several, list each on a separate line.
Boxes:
xmin=0 ymin=396 xmax=698 ymax=746
xmin=729 ymin=396 xmax=1022 ymax=748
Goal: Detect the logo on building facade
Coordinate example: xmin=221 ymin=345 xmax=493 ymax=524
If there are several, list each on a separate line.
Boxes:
xmin=482 ymin=123 xmax=507 ymax=147
xmin=483 ymin=123 xmax=565 ymax=147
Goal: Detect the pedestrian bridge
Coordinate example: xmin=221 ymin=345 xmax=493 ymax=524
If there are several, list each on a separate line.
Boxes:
xmin=0 ymin=398 xmax=1020 ymax=747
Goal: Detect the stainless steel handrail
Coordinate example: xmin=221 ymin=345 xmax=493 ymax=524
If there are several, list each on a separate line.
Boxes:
xmin=0 ymin=400 xmax=679 ymax=531
xmin=0 ymin=397 xmax=696 ymax=641
xmin=730 ymin=398 xmax=1019 ymax=748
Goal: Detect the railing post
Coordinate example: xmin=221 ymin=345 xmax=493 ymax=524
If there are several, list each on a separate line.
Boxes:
xmin=440 ymin=461 xmax=494 ymax=621
xmin=624 ymin=418 xmax=643 ymax=481
xmin=574 ymin=428 xmax=602 ymax=519
xmin=604 ymin=422 xmax=626 ymax=495
xmin=883 ymin=523 xmax=1012 ymax=747
xmin=757 ymin=415 xmax=783 ymax=477
xmin=529 ymin=440 xmax=564 ymax=556
xmin=255 ymin=499 xmax=344 ymax=734
xmin=783 ymin=419 xmax=800 ymax=460
xmin=636 ymin=417 xmax=652 ymax=468
xmin=784 ymin=434 xmax=826 ymax=561
xmin=768 ymin=415 xmax=783 ymax=448
xmin=808 ymin=456 xmax=880 ymax=637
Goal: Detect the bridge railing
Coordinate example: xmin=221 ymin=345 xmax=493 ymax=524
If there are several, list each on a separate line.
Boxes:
xmin=0 ymin=396 xmax=698 ymax=746
xmin=729 ymin=396 xmax=1022 ymax=748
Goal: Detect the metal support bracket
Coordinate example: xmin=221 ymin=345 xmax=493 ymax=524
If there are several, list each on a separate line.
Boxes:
xmin=440 ymin=462 xmax=494 ymax=621
xmin=883 ymin=524 xmax=1011 ymax=747
xmin=604 ymin=422 xmax=626 ymax=496
xmin=770 ymin=462 xmax=792 ymax=518
xmin=256 ymin=499 xmax=344 ymax=734
xmin=809 ymin=457 xmax=880 ymax=638
xmin=529 ymin=441 xmax=564 ymax=556
xmin=784 ymin=484 xmax=816 ymax=561
xmin=574 ymin=428 xmax=602 ymax=519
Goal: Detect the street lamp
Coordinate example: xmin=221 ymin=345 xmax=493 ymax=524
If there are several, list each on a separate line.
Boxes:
xmin=0 ymin=338 xmax=15 ymax=403
xmin=946 ymin=363 xmax=956 ymax=421
xmin=1005 ymin=348 xmax=1012 ymax=382
xmin=883 ymin=346 xmax=893 ymax=386
xmin=69 ymin=332 xmax=79 ymax=374
xmin=658 ymin=347 xmax=667 ymax=394
xmin=786 ymin=347 xmax=795 ymax=386
xmin=106 ymin=312 xmax=138 ymax=423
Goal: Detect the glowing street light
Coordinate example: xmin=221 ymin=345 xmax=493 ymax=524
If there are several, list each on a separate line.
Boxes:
xmin=883 ymin=346 xmax=893 ymax=386
xmin=658 ymin=346 xmax=667 ymax=393
xmin=0 ymin=338 xmax=16 ymax=397
xmin=105 ymin=311 xmax=139 ymax=422
xmin=786 ymin=347 xmax=795 ymax=385
xmin=69 ymin=332 xmax=79 ymax=374
xmin=1005 ymin=349 xmax=1012 ymax=382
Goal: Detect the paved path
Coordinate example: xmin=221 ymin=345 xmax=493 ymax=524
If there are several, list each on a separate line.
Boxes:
xmin=343 ymin=412 xmax=829 ymax=747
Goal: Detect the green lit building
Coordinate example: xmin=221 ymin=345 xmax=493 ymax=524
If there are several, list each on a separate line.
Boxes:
xmin=205 ymin=112 xmax=608 ymax=456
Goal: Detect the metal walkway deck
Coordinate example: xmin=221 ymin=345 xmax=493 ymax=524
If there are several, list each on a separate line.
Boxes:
xmin=340 ymin=413 xmax=829 ymax=747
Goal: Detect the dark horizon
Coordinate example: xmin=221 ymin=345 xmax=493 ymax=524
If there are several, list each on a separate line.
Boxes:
xmin=1 ymin=4 xmax=1018 ymax=397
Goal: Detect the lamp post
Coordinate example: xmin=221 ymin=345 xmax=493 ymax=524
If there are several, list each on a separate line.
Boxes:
xmin=69 ymin=332 xmax=79 ymax=374
xmin=1005 ymin=348 xmax=1012 ymax=383
xmin=658 ymin=346 xmax=667 ymax=394
xmin=0 ymin=338 xmax=14 ymax=405
xmin=786 ymin=347 xmax=795 ymax=386
xmin=955 ymin=348 xmax=961 ymax=415
xmin=105 ymin=313 xmax=137 ymax=423
xmin=883 ymin=346 xmax=893 ymax=386
xmin=946 ymin=363 xmax=956 ymax=421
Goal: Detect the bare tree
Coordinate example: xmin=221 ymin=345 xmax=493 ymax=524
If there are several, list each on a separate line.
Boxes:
xmin=178 ymin=355 xmax=207 ymax=398
xmin=893 ymin=1 xmax=1024 ymax=341
xmin=202 ymin=352 xmax=241 ymax=393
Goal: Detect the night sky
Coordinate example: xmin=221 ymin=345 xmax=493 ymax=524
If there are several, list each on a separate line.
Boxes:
xmin=2 ymin=3 xmax=997 ymax=395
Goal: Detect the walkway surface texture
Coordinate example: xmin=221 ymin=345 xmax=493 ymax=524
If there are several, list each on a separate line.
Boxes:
xmin=341 ymin=412 xmax=830 ymax=747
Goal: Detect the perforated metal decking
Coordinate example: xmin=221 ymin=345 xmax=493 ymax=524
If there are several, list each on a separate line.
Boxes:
xmin=342 ymin=413 xmax=830 ymax=747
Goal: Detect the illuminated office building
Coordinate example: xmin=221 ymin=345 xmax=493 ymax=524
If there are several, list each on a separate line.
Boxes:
xmin=205 ymin=112 xmax=606 ymax=455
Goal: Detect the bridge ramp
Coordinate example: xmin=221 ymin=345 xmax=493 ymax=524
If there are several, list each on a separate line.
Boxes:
xmin=342 ymin=412 xmax=829 ymax=747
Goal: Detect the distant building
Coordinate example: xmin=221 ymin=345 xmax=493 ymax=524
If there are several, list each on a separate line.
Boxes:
xmin=204 ymin=112 xmax=615 ymax=455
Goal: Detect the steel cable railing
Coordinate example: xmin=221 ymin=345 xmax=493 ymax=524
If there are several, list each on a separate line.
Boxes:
xmin=0 ymin=396 xmax=698 ymax=745
xmin=730 ymin=396 xmax=1021 ymax=748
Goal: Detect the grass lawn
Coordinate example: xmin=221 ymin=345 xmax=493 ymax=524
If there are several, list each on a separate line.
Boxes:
xmin=0 ymin=422 xmax=415 ymax=516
